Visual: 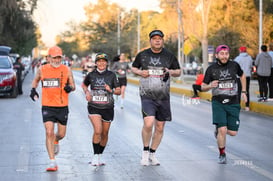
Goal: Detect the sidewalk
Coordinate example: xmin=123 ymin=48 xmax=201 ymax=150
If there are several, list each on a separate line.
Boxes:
xmin=127 ymin=74 xmax=273 ymax=117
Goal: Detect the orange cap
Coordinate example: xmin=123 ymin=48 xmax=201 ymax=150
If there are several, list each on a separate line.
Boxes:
xmin=48 ymin=46 xmax=63 ymax=58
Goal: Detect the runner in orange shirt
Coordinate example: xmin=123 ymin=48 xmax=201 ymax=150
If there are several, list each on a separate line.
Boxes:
xmin=30 ymin=46 xmax=75 ymax=171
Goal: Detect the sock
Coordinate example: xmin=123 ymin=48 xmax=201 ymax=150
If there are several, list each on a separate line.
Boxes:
xmin=93 ymin=142 xmax=100 ymax=154
xmin=149 ymin=148 xmax=156 ymax=153
xmin=143 ymin=146 xmax=149 ymax=151
xmin=219 ymin=147 xmax=225 ymax=155
xmin=99 ymin=144 xmax=105 ymax=154
xmin=121 ymin=98 xmax=124 ymax=105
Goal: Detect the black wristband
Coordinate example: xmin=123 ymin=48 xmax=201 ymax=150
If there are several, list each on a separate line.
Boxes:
xmin=242 ymin=91 xmax=247 ymax=93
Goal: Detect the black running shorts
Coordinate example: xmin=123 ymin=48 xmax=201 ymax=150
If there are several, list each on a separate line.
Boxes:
xmin=42 ymin=106 xmax=69 ymax=125
xmin=88 ymin=106 xmax=114 ymax=122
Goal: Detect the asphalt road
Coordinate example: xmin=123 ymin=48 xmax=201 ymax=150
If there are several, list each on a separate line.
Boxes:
xmin=0 ymin=70 xmax=273 ymax=181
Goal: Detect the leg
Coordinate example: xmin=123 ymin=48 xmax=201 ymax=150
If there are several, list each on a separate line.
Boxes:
xmin=55 ymin=123 xmax=67 ymax=142
xmin=245 ymin=77 xmax=250 ymax=107
xmin=120 ymin=85 xmax=126 ymax=107
xmin=44 ymin=121 xmax=55 ymax=160
xmin=89 ymin=114 xmax=103 ymax=144
xmin=150 ymin=120 xmax=166 ymax=150
xmin=216 ymin=126 xmax=227 ymax=150
xmin=192 ymin=84 xmax=198 ymax=96
xmin=100 ymin=121 xmax=111 ymax=148
xmin=268 ymin=68 xmax=273 ymax=98
xmin=142 ymin=116 xmax=155 ymax=148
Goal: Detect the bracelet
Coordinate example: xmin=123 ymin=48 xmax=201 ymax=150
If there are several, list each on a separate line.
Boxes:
xmin=242 ymin=91 xmax=247 ymax=93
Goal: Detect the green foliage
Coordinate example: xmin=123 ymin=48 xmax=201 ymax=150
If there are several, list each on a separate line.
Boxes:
xmin=0 ymin=0 xmax=37 ymax=56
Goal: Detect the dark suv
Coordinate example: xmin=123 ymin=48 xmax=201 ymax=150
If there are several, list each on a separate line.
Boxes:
xmin=0 ymin=46 xmax=18 ymax=98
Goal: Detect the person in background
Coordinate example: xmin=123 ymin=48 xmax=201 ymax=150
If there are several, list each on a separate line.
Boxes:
xmin=131 ymin=30 xmax=181 ymax=166
xmin=13 ymin=56 xmax=25 ymax=95
xmin=201 ymin=45 xmax=247 ymax=164
xmin=84 ymin=56 xmax=96 ymax=74
xmin=191 ymin=69 xmax=204 ymax=99
xmin=82 ymin=53 xmax=121 ymax=166
xmin=255 ymin=45 xmax=272 ymax=102
xmin=234 ymin=46 xmax=253 ymax=111
xmin=111 ymin=53 xmax=131 ymax=108
xmin=267 ymin=43 xmax=273 ymax=101
xmin=30 ymin=46 xmax=75 ymax=171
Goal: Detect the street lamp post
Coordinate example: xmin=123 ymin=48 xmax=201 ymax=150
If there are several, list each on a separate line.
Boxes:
xmin=259 ymin=0 xmax=263 ymax=52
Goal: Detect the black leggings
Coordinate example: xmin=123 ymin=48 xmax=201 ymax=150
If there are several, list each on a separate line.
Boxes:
xmin=258 ymin=75 xmax=269 ymax=98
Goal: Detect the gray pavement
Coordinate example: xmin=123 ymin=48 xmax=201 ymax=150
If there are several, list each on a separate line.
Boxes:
xmin=127 ymin=74 xmax=273 ymax=117
xmin=1 ymin=71 xmax=273 ymax=181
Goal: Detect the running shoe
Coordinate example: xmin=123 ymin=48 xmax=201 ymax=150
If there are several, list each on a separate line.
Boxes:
xmin=214 ymin=126 xmax=218 ymax=139
xmin=149 ymin=153 xmax=160 ymax=166
xmin=99 ymin=154 xmax=105 ymax=166
xmin=218 ymin=153 xmax=227 ymax=164
xmin=54 ymin=141 xmax=59 ymax=155
xmin=91 ymin=154 xmax=99 ymax=166
xmin=140 ymin=151 xmax=149 ymax=166
xmin=46 ymin=160 xmax=58 ymax=172
xmin=191 ymin=95 xmax=200 ymax=99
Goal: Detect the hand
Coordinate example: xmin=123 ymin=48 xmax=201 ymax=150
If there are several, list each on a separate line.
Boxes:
xmin=210 ymin=80 xmax=219 ymax=88
xmin=64 ymin=84 xmax=72 ymax=93
xmin=30 ymin=88 xmax=39 ymax=101
xmin=163 ymin=69 xmax=169 ymax=82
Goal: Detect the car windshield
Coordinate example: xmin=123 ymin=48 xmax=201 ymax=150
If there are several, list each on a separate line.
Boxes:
xmin=0 ymin=56 xmax=12 ymax=69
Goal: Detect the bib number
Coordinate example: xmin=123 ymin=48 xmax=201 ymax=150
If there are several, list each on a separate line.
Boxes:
xmin=43 ymin=78 xmax=60 ymax=88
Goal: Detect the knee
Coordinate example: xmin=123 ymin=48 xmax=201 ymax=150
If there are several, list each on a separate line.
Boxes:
xmin=218 ymin=127 xmax=227 ymax=135
xmin=56 ymin=133 xmax=65 ymax=140
xmin=46 ymin=130 xmax=55 ymax=138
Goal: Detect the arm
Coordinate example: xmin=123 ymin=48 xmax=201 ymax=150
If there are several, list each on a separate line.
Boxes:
xmin=201 ymin=80 xmax=219 ymax=92
xmin=168 ymin=69 xmax=181 ymax=77
xmin=67 ymin=68 xmax=76 ymax=91
xmin=81 ymin=82 xmax=91 ymax=102
xmin=31 ymin=68 xmax=41 ymax=88
xmin=131 ymin=67 xmax=149 ymax=78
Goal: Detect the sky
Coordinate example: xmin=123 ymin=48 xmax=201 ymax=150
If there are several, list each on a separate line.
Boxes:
xmin=33 ymin=0 xmax=161 ymax=47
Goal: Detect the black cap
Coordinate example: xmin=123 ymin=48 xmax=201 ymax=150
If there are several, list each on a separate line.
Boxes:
xmin=95 ymin=53 xmax=108 ymax=62
xmin=149 ymin=30 xmax=164 ymax=39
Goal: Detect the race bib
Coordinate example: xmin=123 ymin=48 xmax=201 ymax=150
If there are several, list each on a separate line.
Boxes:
xmin=42 ymin=78 xmax=60 ymax=88
xmin=92 ymin=95 xmax=108 ymax=102
xmin=219 ymin=82 xmax=233 ymax=89
xmin=91 ymin=90 xmax=109 ymax=104
xmin=148 ymin=69 xmax=164 ymax=76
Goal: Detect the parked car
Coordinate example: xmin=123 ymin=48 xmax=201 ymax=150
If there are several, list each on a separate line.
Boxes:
xmin=0 ymin=46 xmax=18 ymax=98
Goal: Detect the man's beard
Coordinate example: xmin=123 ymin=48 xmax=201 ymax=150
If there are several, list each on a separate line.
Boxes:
xmin=51 ymin=62 xmax=61 ymax=68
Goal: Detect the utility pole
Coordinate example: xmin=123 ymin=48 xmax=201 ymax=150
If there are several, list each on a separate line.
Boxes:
xmin=259 ymin=0 xmax=263 ymax=52
xmin=117 ymin=9 xmax=121 ymax=55
xmin=137 ymin=10 xmax=140 ymax=53
xmin=177 ymin=0 xmax=184 ymax=82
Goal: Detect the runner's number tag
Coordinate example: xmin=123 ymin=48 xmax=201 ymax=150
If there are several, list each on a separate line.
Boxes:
xmin=148 ymin=69 xmax=164 ymax=76
xmin=219 ymin=82 xmax=233 ymax=89
xmin=42 ymin=78 xmax=60 ymax=88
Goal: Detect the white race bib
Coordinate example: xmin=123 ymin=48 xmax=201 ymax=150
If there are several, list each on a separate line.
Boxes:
xmin=42 ymin=78 xmax=60 ymax=88
xmin=219 ymin=82 xmax=233 ymax=89
xmin=148 ymin=69 xmax=164 ymax=76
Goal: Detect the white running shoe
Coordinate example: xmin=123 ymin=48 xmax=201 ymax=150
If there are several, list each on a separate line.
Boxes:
xmin=99 ymin=154 xmax=105 ymax=166
xmin=149 ymin=152 xmax=160 ymax=166
xmin=91 ymin=154 xmax=99 ymax=166
xmin=140 ymin=151 xmax=149 ymax=166
xmin=46 ymin=160 xmax=58 ymax=171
